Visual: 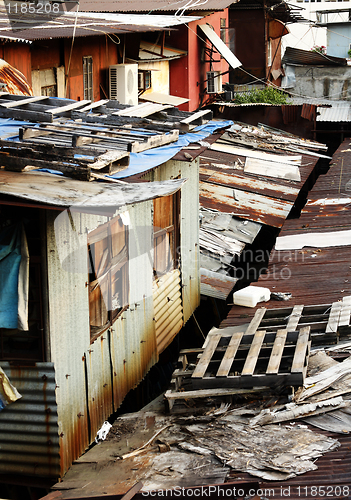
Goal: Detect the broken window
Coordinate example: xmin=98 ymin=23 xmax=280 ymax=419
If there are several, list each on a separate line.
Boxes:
xmin=83 ymin=56 xmax=93 ymax=100
xmin=138 ymin=70 xmax=152 ymax=91
xmin=88 ymin=215 xmax=129 ymax=341
xmin=153 ymin=193 xmax=180 ymax=279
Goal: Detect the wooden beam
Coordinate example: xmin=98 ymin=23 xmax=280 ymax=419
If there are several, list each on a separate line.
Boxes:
xmin=0 ymin=96 xmax=49 ymax=108
xmin=241 ymin=330 xmax=266 ymax=376
xmin=287 ymin=305 xmax=304 ymax=331
xmin=192 ymin=333 xmax=221 ymax=379
xmin=326 ymin=301 xmax=342 ymax=333
xmin=245 ymin=307 xmax=266 ymax=335
xmin=291 ymin=326 xmax=310 ymax=374
xmin=339 ymin=296 xmax=351 ymax=327
xmin=266 ymin=329 xmax=288 ymax=375
xmin=49 ymin=100 xmax=91 ymax=114
xmin=216 ymin=331 xmax=244 ymax=377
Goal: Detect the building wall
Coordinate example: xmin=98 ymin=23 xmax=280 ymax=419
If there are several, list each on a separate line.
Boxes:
xmin=0 ymin=43 xmax=32 ymax=84
xmin=139 ymin=60 xmax=170 ymax=95
xmin=63 ymin=36 xmax=119 ymax=101
xmin=46 ymin=201 xmax=158 ymax=477
xmin=326 ymin=24 xmax=351 ymax=58
xmin=285 ymin=64 xmax=351 ymax=100
xmin=169 ymin=11 xmax=230 ymax=111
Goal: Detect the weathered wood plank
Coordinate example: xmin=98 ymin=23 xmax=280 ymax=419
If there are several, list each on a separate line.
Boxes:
xmin=180 ymin=109 xmax=213 ymax=124
xmin=266 ymin=329 xmax=288 ymax=375
xmin=339 ymin=296 xmax=351 ymax=327
xmin=326 ymin=301 xmax=342 ymax=333
xmin=75 ymin=99 xmax=110 ymax=112
xmin=241 ymin=330 xmax=266 ymax=376
xmin=49 ymin=100 xmax=91 ymax=114
xmin=291 ymin=326 xmax=310 ymax=374
xmin=287 ymin=305 xmax=304 ymax=331
xmin=216 ymin=331 xmax=244 ymax=377
xmin=245 ymin=307 xmax=266 ymax=335
xmin=0 ymin=96 xmax=49 ymax=108
xmin=192 ymin=333 xmax=222 ymax=379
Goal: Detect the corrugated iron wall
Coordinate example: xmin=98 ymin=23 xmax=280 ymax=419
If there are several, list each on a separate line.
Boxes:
xmin=0 ymin=362 xmax=60 ymax=478
xmin=46 ymin=202 xmax=159 ymax=475
xmin=153 ymin=269 xmax=183 ymax=354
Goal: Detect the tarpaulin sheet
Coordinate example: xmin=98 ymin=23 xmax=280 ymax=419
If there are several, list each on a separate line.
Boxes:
xmin=0 ymin=223 xmax=29 ymax=329
xmin=110 ymin=120 xmax=233 ymax=179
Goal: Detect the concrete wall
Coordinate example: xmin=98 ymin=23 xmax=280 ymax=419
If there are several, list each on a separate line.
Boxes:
xmin=285 ymin=64 xmax=351 ymax=100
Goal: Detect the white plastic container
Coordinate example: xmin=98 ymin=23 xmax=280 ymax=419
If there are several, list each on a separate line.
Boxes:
xmin=233 ymin=286 xmax=270 ymax=308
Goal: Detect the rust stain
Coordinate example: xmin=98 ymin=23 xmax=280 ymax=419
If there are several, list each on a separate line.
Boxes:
xmin=0 ymin=59 xmax=33 ymax=96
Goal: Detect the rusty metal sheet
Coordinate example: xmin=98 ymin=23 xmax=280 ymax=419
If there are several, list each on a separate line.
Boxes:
xmin=200 ymin=268 xmax=238 ymax=300
xmin=0 ymin=59 xmax=32 ymax=96
xmin=78 ymin=0 xmax=234 ymax=12
xmin=220 ymin=137 xmax=351 ymax=328
xmin=200 ymin=180 xmax=293 ymax=228
xmin=283 ymin=46 xmax=347 ymax=66
xmin=0 ymin=171 xmax=185 ymax=208
xmin=0 ymin=362 xmax=60 ymax=478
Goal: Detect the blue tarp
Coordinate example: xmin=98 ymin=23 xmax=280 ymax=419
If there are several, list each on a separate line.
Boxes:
xmin=110 ymin=120 xmax=233 ymax=179
xmin=0 ymin=223 xmax=23 ymax=329
xmin=0 ymin=117 xmax=233 ymax=179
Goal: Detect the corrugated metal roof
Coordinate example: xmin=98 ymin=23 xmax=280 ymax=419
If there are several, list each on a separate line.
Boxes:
xmin=78 ymin=0 xmax=234 ymax=13
xmin=199 ymin=123 xmax=322 ymax=228
xmin=0 ymin=171 xmax=186 ymax=208
xmin=0 ymin=8 xmax=182 ymax=42
xmin=137 ymin=40 xmax=187 ymax=62
xmin=291 ymin=98 xmax=351 ymax=122
xmin=283 ymin=46 xmax=347 ymax=66
xmin=201 ymin=268 xmax=238 ymax=300
xmin=221 ymin=137 xmax=351 ymax=328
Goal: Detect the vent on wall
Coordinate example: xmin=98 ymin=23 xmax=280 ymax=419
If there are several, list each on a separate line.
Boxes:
xmin=109 ymin=63 xmax=138 ymax=105
xmin=207 ymin=71 xmax=222 ymax=93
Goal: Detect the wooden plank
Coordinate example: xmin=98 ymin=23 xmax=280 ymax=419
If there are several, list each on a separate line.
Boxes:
xmin=165 ymin=386 xmax=269 ymax=401
xmin=216 ymin=331 xmax=244 ymax=377
xmin=0 ymin=96 xmax=49 ymax=108
xmin=49 ymin=100 xmax=91 ymax=114
xmin=191 ymin=372 xmax=302 ymax=389
xmin=75 ymin=99 xmax=110 ymax=112
xmin=241 ymin=330 xmax=266 ymax=376
xmin=210 ymin=142 xmax=302 ymax=165
xmin=180 ymin=109 xmax=212 ymax=124
xmin=326 ymin=301 xmax=342 ymax=333
xmin=291 ymin=326 xmax=310 ymax=374
xmin=113 ymin=102 xmax=173 ymax=118
xmin=192 ymin=333 xmax=222 ymax=379
xmin=245 ymin=307 xmax=266 ymax=335
xmin=339 ymin=296 xmax=351 ymax=327
xmin=287 ymin=304 xmax=304 ymax=331
xmin=0 ymin=108 xmax=54 ymax=123
xmin=266 ymin=329 xmax=288 ymax=375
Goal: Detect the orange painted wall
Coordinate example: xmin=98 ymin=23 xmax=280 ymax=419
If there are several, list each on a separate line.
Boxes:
xmin=64 ymin=35 xmax=119 ymax=101
xmin=169 ymin=10 xmax=230 ymax=111
xmin=0 ymin=44 xmax=32 ymax=84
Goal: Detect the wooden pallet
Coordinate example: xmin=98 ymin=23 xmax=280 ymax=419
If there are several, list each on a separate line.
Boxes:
xmin=256 ymin=296 xmax=351 ymax=344
xmin=164 ymin=310 xmax=311 ymax=411
xmin=72 ymin=103 xmax=213 ymax=133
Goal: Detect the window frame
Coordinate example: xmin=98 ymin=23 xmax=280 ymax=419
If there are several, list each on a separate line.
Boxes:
xmin=153 ymin=193 xmax=180 ymax=280
xmin=87 ymin=215 xmax=129 ymax=343
xmin=83 ymin=56 xmax=93 ymax=101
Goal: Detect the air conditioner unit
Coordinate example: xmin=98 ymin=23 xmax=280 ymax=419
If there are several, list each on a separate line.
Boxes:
xmin=109 ymin=64 xmax=138 ymax=105
xmin=207 ymin=71 xmax=222 ymax=94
